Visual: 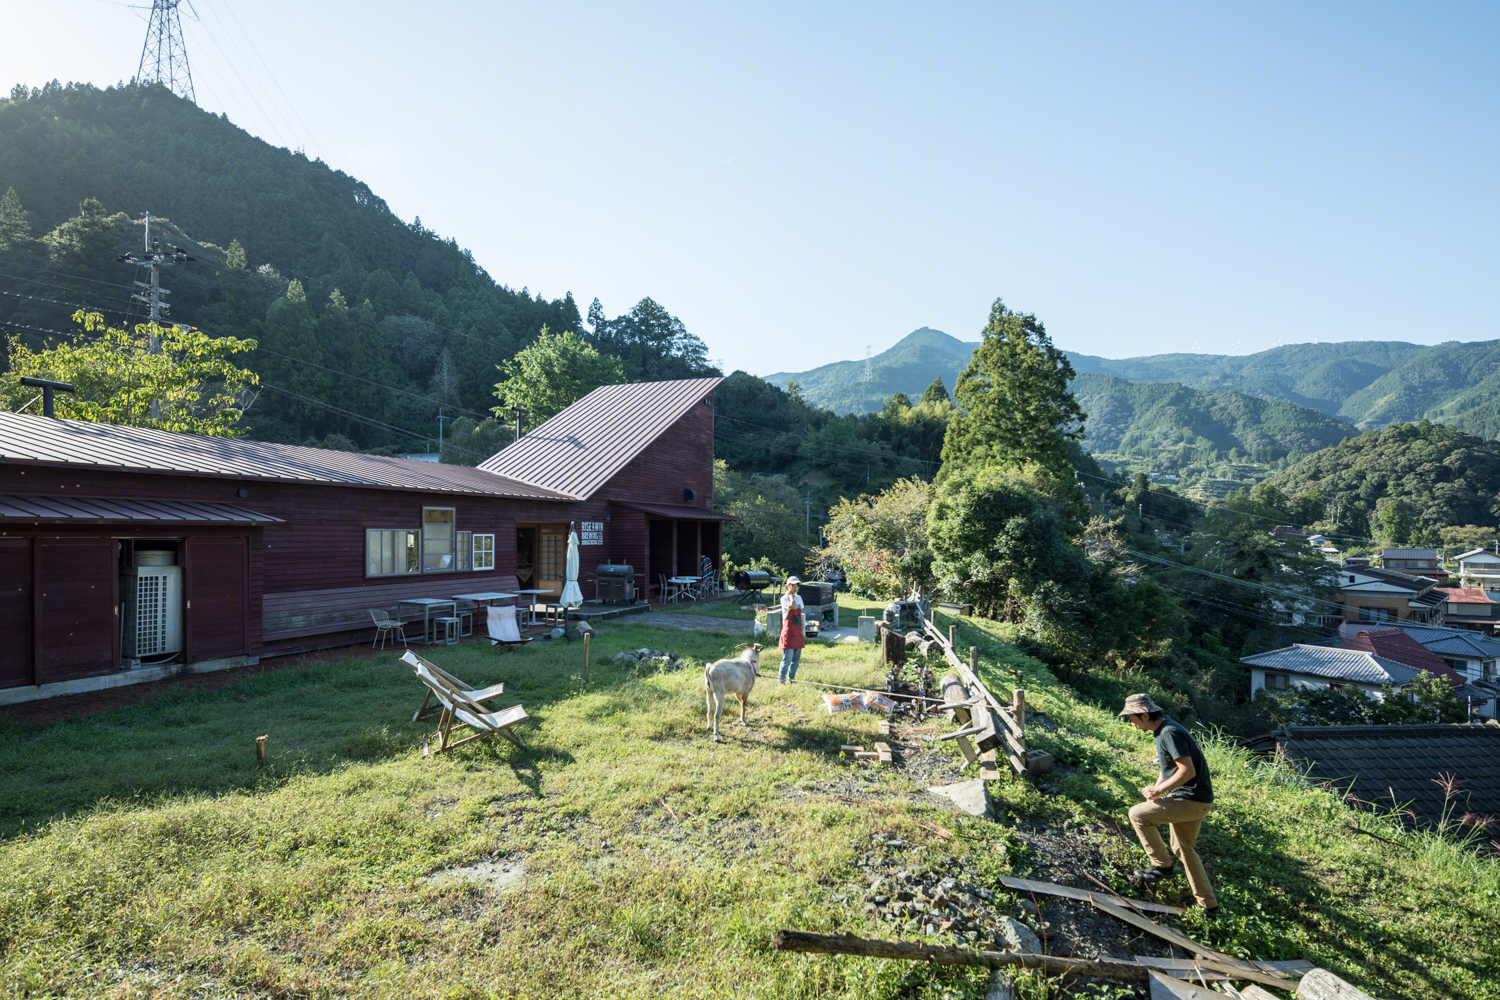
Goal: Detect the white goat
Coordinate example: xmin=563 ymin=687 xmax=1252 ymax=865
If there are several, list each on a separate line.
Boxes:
xmin=704 ymin=643 xmax=764 ymax=741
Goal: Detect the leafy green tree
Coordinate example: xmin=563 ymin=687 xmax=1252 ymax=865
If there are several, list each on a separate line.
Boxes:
xmin=43 ymin=197 xmax=122 ymax=271
xmin=919 ymin=377 xmax=950 ymax=406
xmin=1378 ymin=497 xmax=1414 ymax=544
xmin=1293 ymin=487 xmax=1327 ymax=526
xmin=1249 ymin=481 xmax=1292 ymax=520
xmin=492 ymin=325 xmax=626 ymax=424
xmin=1440 ymin=524 xmax=1496 ymax=555
xmin=588 ymin=297 xmax=717 ymax=381
xmin=1255 ymin=671 xmax=1465 ymax=726
xmin=928 ymin=464 xmax=1087 ymax=622
xmin=0 ymin=187 xmax=29 ymax=249
xmin=715 ymin=460 xmax=811 ymax=575
xmin=941 ymin=299 xmax=1084 ymax=480
xmin=820 ymin=477 xmax=935 ymax=600
xmin=440 ymin=417 xmax=512 ymax=466
xmin=1 ymin=311 xmax=259 ymax=436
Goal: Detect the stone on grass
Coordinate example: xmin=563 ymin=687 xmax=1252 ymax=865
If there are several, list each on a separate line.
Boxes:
xmin=997 ymin=916 xmax=1041 ymax=954
xmin=926 ymin=779 xmax=992 ymax=818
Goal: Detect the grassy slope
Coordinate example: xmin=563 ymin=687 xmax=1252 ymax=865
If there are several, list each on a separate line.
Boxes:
xmin=0 ymin=605 xmax=1495 ymax=999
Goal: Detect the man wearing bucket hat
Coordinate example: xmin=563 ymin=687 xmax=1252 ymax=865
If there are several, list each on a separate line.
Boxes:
xmin=1118 ymin=693 xmax=1218 ymax=918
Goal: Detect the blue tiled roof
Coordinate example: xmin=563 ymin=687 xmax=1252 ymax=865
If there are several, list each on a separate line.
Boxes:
xmin=1240 ymin=644 xmax=1423 ymax=686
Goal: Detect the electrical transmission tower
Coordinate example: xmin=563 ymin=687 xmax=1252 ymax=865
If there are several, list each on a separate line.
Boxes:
xmin=136 ymin=0 xmax=197 ymax=103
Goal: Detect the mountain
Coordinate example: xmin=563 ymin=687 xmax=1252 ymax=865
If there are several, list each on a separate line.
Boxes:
xmin=762 ymin=328 xmax=977 ymax=414
xmin=767 ymin=330 xmax=1500 ymax=441
xmin=1074 ymin=373 xmax=1359 ymax=464
xmin=0 ymin=81 xmax=586 ymax=450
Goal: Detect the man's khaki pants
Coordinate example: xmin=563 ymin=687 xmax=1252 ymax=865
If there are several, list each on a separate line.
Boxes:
xmin=1127 ymin=797 xmax=1217 ymax=909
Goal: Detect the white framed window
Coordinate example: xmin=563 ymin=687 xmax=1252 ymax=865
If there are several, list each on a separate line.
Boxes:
xmin=423 ymin=507 xmax=455 ymax=572
xmin=473 ymin=533 xmax=495 ymax=571
xmin=367 ymin=528 xmax=420 ymax=577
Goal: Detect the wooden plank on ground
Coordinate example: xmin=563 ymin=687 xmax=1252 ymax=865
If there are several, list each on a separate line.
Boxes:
xmin=1122 ymin=956 xmax=1311 ymax=981
xmin=840 ymin=744 xmax=864 ymax=753
xmin=878 ymin=719 xmax=891 ymax=736
xmin=999 ymin=875 xmax=1185 ymax=916
xmin=874 ymin=742 xmax=893 ymax=765
xmin=1238 ymin=988 xmax=1282 ymax=1000
xmin=956 ymin=735 xmax=979 ymax=765
xmin=1089 ymin=898 xmax=1300 ymax=992
xmin=1148 ymin=970 xmax=1222 ymax=1000
xmin=978 ymin=749 xmax=1000 ymax=782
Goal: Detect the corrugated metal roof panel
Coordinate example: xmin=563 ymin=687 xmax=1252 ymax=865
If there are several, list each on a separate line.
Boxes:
xmin=0 ymin=412 xmax=570 ymax=500
xmin=1240 ymin=643 xmax=1422 ymax=685
xmin=479 ymin=378 xmax=723 ymax=500
xmin=0 ymin=495 xmax=283 ymax=522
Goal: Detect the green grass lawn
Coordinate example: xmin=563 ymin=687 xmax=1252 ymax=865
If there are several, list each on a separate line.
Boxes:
xmin=0 ymin=614 xmax=1495 ymax=999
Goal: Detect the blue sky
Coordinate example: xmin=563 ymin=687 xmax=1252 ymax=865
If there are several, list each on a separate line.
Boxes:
xmin=7 ymin=2 xmax=1496 ymax=376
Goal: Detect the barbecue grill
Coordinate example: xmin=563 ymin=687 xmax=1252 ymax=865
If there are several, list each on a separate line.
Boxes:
xmin=594 ymin=563 xmax=638 ymax=604
xmin=732 ymin=569 xmax=780 ymax=593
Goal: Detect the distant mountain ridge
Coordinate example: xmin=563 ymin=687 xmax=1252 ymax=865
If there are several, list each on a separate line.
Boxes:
xmin=765 ymin=329 xmax=1500 ymax=440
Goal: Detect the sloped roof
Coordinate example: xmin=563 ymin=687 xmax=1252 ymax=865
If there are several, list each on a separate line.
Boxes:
xmin=1434 ymin=587 xmax=1495 ymax=605
xmin=0 ymin=494 xmax=282 ymax=523
xmin=1386 ymin=622 xmax=1500 ymax=661
xmin=0 ymin=412 xmax=567 ymax=500
xmin=1338 ymin=629 xmax=1466 ymax=687
xmin=1342 ymin=566 xmax=1437 ymax=592
xmin=610 ymin=499 xmax=736 ymax=521
xmin=1454 ymin=548 xmax=1500 ymax=561
xmin=1240 ymin=643 xmax=1423 ymax=686
xmin=479 ymin=377 xmax=723 ymax=501
xmin=1278 ymin=723 xmax=1500 ymax=826
xmin=1380 ymin=548 xmax=1438 ymax=560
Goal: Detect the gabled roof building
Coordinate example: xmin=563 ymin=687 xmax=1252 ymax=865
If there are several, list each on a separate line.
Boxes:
xmin=0 ymin=378 xmax=729 ymax=703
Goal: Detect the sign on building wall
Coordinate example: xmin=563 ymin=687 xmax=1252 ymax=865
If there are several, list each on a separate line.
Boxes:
xmin=580 ymin=521 xmax=604 ymax=545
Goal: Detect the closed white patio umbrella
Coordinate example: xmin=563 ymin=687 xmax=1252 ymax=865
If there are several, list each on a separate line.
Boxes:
xmin=561 ymin=526 xmax=584 ymax=608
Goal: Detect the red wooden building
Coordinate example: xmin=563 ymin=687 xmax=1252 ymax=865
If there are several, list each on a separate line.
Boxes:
xmin=0 ymin=377 xmax=728 ymax=702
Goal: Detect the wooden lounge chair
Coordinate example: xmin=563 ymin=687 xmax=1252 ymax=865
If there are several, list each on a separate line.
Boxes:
xmin=487 ymin=604 xmax=534 ymax=651
xmin=399 ymin=649 xmax=506 ymax=723
xmin=402 ymin=652 xmax=529 ymax=755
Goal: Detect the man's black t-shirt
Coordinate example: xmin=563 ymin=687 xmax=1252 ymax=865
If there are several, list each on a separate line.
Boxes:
xmin=1154 ymin=719 xmax=1213 ymax=803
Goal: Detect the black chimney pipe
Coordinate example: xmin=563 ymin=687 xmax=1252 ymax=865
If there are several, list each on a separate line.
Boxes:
xmin=19 ymin=377 xmax=76 ymax=418
xmin=511 ymin=405 xmax=529 ymax=442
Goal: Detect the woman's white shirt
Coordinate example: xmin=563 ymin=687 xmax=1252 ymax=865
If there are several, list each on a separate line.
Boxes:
xmin=780 ymin=593 xmax=804 ymax=613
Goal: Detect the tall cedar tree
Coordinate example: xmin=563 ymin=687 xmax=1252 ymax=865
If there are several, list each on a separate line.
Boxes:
xmin=941 ymin=299 xmax=1084 ymax=480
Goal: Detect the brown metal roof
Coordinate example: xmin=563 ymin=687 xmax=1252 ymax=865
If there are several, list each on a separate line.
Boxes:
xmin=0 ymin=412 xmax=570 ymax=500
xmin=478 ymin=377 xmax=723 ymax=500
xmin=0 ymin=495 xmax=283 ymax=523
xmin=610 ymin=499 xmax=737 ymax=521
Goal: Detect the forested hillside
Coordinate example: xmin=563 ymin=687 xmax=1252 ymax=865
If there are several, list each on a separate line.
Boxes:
xmin=1074 ymin=372 xmax=1358 ymax=464
xmin=0 ymin=82 xmax=627 ymax=450
xmin=1261 ymin=421 xmax=1500 ymax=542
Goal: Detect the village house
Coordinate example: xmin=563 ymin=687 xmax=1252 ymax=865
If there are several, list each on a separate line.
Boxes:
xmin=1336 ymin=562 xmax=1445 ymax=626
xmin=1334 ymin=622 xmax=1500 ymax=719
xmin=0 ymin=377 xmax=730 ymax=704
xmin=1454 ymin=546 xmax=1500 ymax=592
xmin=1241 ymin=643 xmax=1425 ymax=699
xmin=1377 ymin=547 xmax=1440 ymax=576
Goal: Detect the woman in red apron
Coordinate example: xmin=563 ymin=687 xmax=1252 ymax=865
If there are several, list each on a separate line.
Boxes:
xmin=778 ymin=576 xmax=805 ymax=683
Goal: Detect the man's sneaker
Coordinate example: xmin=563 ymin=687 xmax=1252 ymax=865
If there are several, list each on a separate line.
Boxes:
xmin=1202 ymin=906 xmax=1219 ymax=921
xmin=1128 ymin=865 xmax=1176 ymax=885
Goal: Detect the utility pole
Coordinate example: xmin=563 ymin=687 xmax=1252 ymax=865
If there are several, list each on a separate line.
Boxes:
xmin=805 ymin=496 xmax=812 ymax=538
xmin=119 ymin=213 xmax=193 ymax=419
xmin=136 ymin=1 xmax=196 ymax=103
xmin=437 ymin=409 xmax=451 ymax=456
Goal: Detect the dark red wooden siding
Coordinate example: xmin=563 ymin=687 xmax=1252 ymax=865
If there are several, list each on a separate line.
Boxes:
xmin=35 ymin=537 xmax=116 ymax=683
xmin=184 ymin=536 xmax=250 ymax=660
xmin=0 ymin=538 xmax=32 ymax=688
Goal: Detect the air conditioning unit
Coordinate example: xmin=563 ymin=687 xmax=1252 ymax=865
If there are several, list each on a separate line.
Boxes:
xmin=122 ymin=565 xmax=183 ymax=659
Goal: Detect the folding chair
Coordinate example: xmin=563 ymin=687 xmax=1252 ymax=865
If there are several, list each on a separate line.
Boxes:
xmin=398 ymin=649 xmax=506 ymax=722
xmin=487 ymin=604 xmax=534 ymax=651
xmin=403 ymin=653 xmax=529 ymax=754
xmin=371 ymin=608 xmax=409 ymax=649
